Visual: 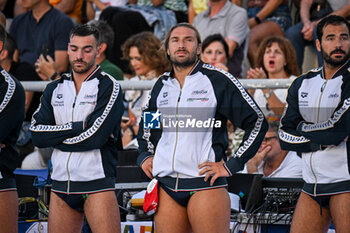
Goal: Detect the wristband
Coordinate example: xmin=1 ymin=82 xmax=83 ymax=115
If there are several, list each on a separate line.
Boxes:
xmin=48 ymin=72 xmax=59 ymax=81
xmin=254 ymin=16 xmax=261 ymax=24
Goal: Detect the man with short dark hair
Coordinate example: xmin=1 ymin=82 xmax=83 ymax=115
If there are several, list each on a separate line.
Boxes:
xmin=280 ymin=15 xmax=350 ymax=233
xmin=138 ymin=23 xmax=267 ymax=233
xmin=30 ymin=24 xmax=123 ymax=233
xmin=0 ymin=24 xmax=25 ymax=233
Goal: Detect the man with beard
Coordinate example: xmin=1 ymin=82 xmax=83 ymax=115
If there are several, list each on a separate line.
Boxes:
xmin=30 ymin=24 xmax=123 ymax=233
xmin=279 ymin=15 xmax=350 ymax=233
xmin=137 ymin=23 xmax=267 ymax=233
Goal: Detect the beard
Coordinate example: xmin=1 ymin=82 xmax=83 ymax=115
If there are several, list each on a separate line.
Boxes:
xmin=321 ymin=47 xmax=350 ymax=67
xmin=70 ymin=59 xmax=96 ymax=74
xmin=169 ymin=50 xmax=198 ymax=68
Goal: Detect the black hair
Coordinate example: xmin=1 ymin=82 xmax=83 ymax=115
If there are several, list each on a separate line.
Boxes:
xmin=202 ymin=34 xmax=229 ymax=59
xmin=316 ymin=15 xmax=350 ymax=42
xmin=70 ymin=24 xmax=100 ymax=46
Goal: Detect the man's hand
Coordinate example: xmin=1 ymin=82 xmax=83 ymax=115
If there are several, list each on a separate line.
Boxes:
xmin=141 ymin=156 xmax=154 ymax=179
xmin=246 ymin=145 xmax=271 ymax=173
xmin=35 ymin=55 xmax=56 ymax=80
xmin=301 ymin=21 xmax=317 ymax=41
xmin=198 ymin=161 xmax=230 ymax=186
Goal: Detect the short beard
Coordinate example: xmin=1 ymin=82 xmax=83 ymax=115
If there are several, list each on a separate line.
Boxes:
xmin=71 ymin=60 xmax=95 ymax=74
xmin=321 ymin=47 xmax=350 ymax=67
xmin=169 ymin=53 xmax=198 ymax=68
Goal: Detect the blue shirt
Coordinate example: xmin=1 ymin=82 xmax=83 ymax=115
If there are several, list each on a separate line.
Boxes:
xmin=10 ymin=7 xmax=73 ymax=68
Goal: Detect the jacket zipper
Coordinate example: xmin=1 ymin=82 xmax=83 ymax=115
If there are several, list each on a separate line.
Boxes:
xmin=310 ymin=80 xmax=327 ymax=196
xmin=172 ymin=89 xmax=182 ymax=192
xmin=66 ymin=95 xmax=77 ymax=193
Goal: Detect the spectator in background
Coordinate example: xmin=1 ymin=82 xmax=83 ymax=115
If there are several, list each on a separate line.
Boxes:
xmin=85 ymin=0 xmax=128 ymax=21
xmin=87 ymin=20 xmax=124 ymax=80
xmin=49 ymin=0 xmax=83 ymax=24
xmin=0 ymin=34 xmax=42 ymax=163
xmin=188 ymin=0 xmax=208 ymax=24
xmin=243 ymin=116 xmax=302 ymax=178
xmin=122 ymin=31 xmax=169 ymax=148
xmin=201 ymin=34 xmax=229 ymax=72
xmin=286 ymin=0 xmax=350 ymax=71
xmin=136 ymin=0 xmax=188 ymax=23
xmin=193 ymin=0 xmax=249 ymax=78
xmin=10 ymin=0 xmax=73 ymax=80
xmin=247 ymin=36 xmax=299 ymax=116
xmin=246 ymin=0 xmax=292 ymax=68
xmin=0 ymin=24 xmax=25 ymax=233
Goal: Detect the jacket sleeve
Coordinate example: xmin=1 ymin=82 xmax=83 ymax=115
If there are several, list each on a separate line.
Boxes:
xmin=216 ymin=75 xmax=268 ymax=175
xmin=0 ymin=75 xmax=25 ymax=143
xmin=297 ymin=96 xmax=350 ymax=146
xmin=54 ymin=79 xmax=124 ymax=152
xmin=30 ymin=82 xmax=84 ymax=148
xmin=279 ymin=78 xmax=321 ymax=152
xmin=136 ymin=79 xmax=163 ymax=167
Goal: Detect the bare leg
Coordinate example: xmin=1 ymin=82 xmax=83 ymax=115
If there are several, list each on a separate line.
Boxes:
xmin=329 ymin=192 xmax=350 ymax=233
xmin=0 ymin=190 xmax=18 ymax=233
xmin=154 ymin=187 xmax=191 ymax=233
xmin=48 ymin=192 xmax=84 ymax=233
xmin=187 ymin=188 xmax=230 ymax=233
xmin=84 ymin=191 xmax=121 ymax=233
xmin=290 ymin=192 xmax=331 ymax=233
xmin=248 ymin=21 xmax=284 ymax=67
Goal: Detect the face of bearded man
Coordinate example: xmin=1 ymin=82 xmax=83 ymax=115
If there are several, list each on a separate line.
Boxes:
xmin=167 ymin=26 xmax=200 ymax=68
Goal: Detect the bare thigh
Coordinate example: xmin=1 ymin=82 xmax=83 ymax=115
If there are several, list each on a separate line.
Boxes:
xmin=84 ymin=191 xmax=121 ymax=233
xmin=329 ymin=192 xmax=350 ymax=233
xmin=48 ymin=192 xmax=84 ymax=233
xmin=290 ymin=192 xmax=331 ymax=233
xmin=154 ymin=187 xmax=191 ymax=233
xmin=0 ymin=191 xmax=18 ymax=233
xmin=187 ymin=188 xmax=230 ymax=233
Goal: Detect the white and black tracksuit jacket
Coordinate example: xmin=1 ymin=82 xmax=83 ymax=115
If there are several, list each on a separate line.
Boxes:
xmin=30 ymin=66 xmax=124 ymax=194
xmin=137 ymin=61 xmax=268 ymax=191
xmin=279 ymin=60 xmax=350 ymax=196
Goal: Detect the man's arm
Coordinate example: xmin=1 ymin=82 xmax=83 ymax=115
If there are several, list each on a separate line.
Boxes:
xmin=226 ymin=8 xmax=249 ymax=57
xmin=214 ymin=74 xmax=268 ymax=175
xmin=137 ymin=79 xmax=163 ymax=168
xmin=54 ymin=78 xmax=124 ymax=152
xmin=0 ymin=74 xmax=25 ymax=143
xmin=279 ymin=78 xmax=321 ymax=152
xmin=297 ymin=97 xmax=350 ymax=146
xmin=53 ymin=0 xmax=77 ymax=14
xmin=30 ymin=82 xmax=84 ymax=148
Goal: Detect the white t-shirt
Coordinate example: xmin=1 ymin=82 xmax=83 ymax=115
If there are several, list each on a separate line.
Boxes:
xmin=242 ymin=151 xmax=302 ymax=178
xmin=253 ymin=75 xmax=296 ymax=116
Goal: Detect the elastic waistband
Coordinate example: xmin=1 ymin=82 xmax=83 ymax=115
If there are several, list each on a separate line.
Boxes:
xmin=303 ymin=180 xmax=350 ymax=196
xmin=157 ymin=176 xmax=227 ymax=191
xmin=52 ymin=177 xmax=115 ymax=194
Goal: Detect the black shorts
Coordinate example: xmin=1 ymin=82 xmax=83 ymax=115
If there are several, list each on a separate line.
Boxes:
xmin=0 ymin=177 xmax=16 ymax=191
xmin=159 ymin=182 xmax=196 ymax=207
xmin=54 ymin=191 xmax=89 ymax=213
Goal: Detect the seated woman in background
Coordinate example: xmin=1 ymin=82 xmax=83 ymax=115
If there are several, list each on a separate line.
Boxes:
xmin=201 ymin=34 xmax=229 ymax=72
xmin=122 ymin=31 xmax=169 ymax=148
xmin=247 ymin=36 xmax=299 ymax=116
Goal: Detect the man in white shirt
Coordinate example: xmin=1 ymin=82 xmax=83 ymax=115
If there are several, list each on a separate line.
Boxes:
xmin=244 ymin=116 xmax=302 ymax=178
